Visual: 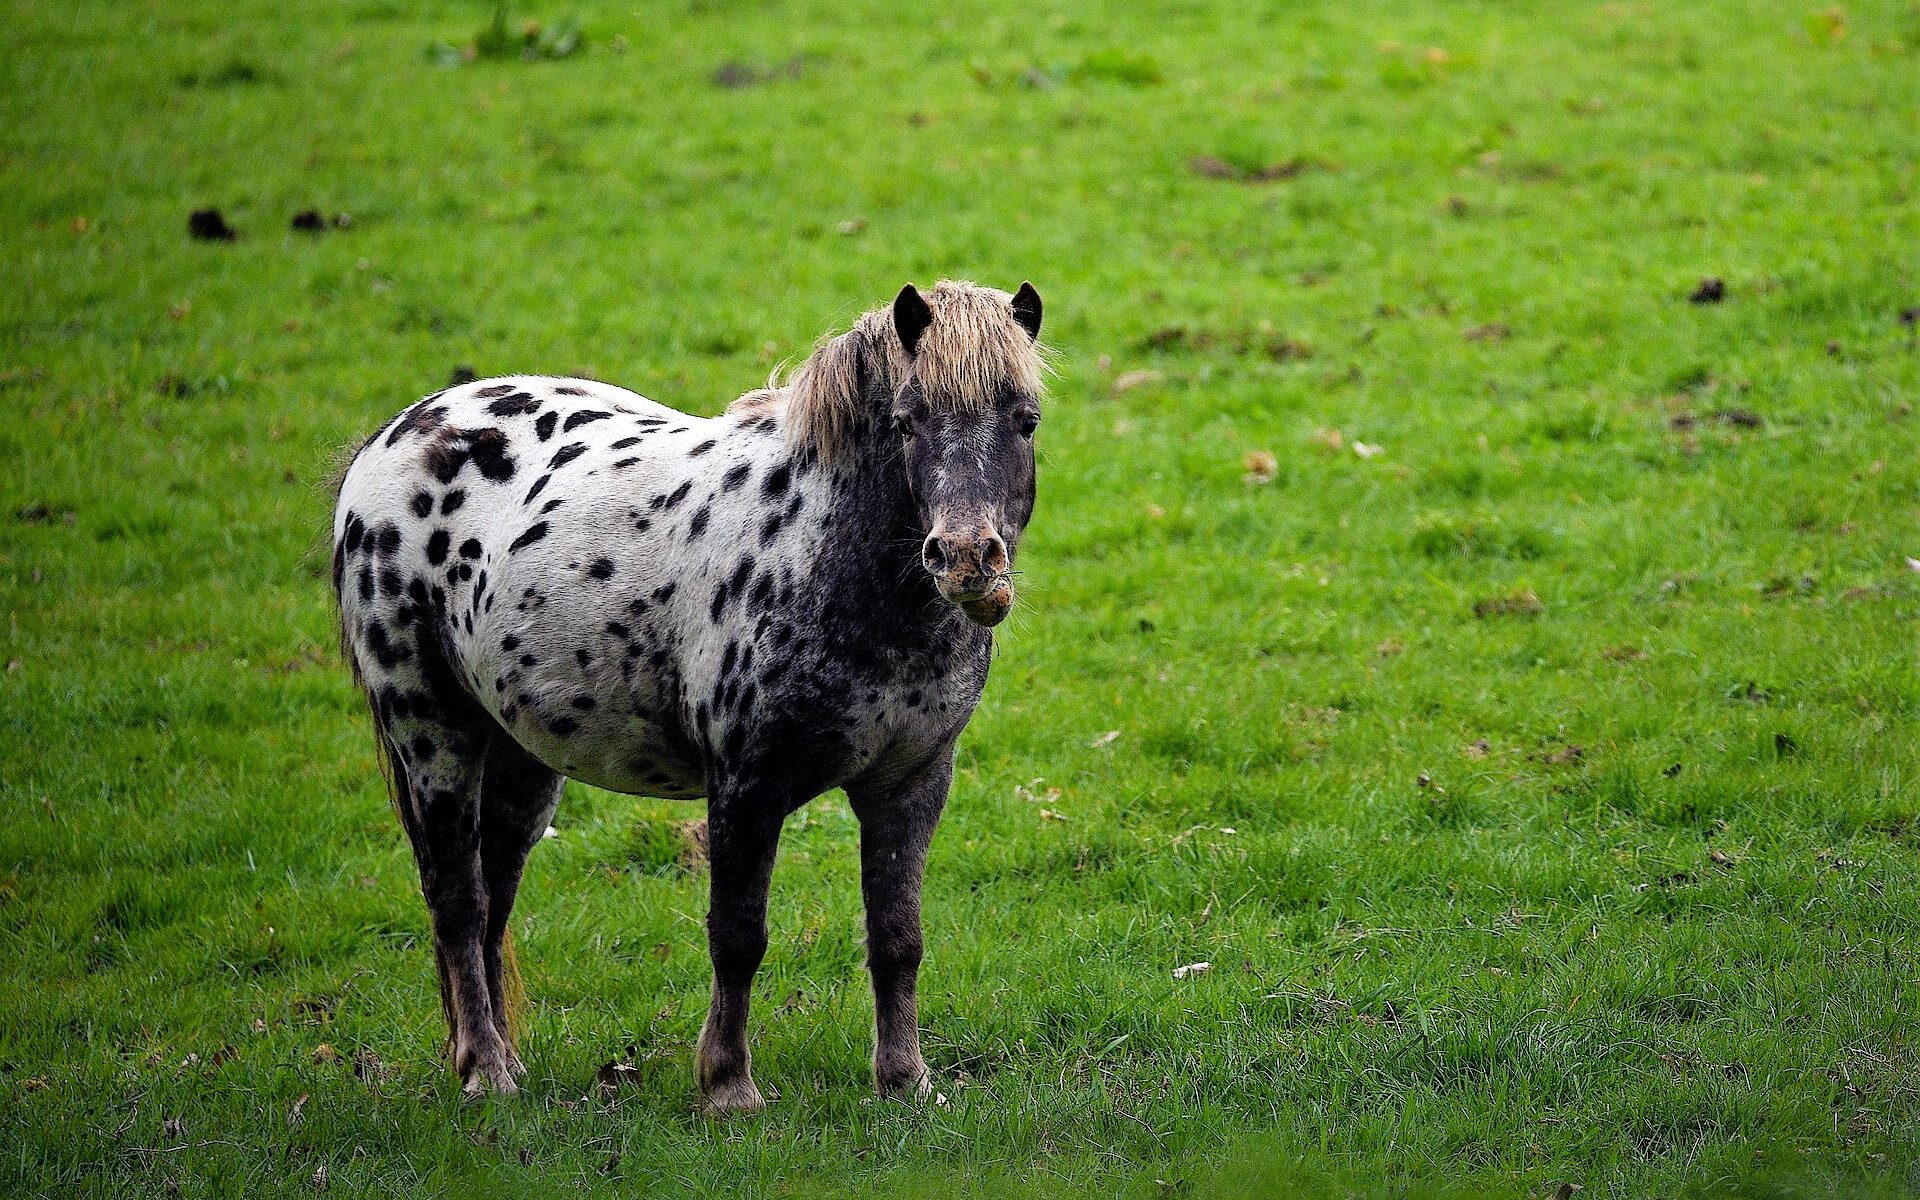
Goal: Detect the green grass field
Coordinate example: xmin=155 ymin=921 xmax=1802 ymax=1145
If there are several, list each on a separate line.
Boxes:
xmin=4 ymin=0 xmax=1918 ymax=1195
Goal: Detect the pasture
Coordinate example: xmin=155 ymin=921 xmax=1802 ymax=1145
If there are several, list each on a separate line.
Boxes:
xmin=3 ymin=0 xmax=1917 ymax=1195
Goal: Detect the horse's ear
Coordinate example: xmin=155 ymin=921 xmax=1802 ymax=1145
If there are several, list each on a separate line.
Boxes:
xmin=1011 ymin=281 xmax=1043 ymax=341
xmin=893 ymin=284 xmax=933 ymax=357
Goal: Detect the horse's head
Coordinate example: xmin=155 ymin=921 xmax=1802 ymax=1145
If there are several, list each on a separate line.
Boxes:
xmin=888 ymin=281 xmax=1044 ymax=628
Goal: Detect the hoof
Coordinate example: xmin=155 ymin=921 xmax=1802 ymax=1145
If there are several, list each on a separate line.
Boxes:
xmin=491 ymin=1022 xmax=528 ymax=1079
xmin=460 ymin=1057 xmax=520 ymax=1098
xmin=701 ymin=1075 xmax=766 ymax=1116
xmin=876 ymin=1062 xmax=932 ymax=1103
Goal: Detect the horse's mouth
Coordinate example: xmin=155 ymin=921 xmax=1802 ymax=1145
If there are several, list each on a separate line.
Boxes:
xmin=940 ymin=576 xmax=1014 ymax=627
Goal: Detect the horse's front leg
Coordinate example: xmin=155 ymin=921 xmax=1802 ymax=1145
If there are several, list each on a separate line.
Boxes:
xmin=848 ymin=749 xmax=953 ymax=1100
xmin=695 ymin=780 xmax=786 ymax=1114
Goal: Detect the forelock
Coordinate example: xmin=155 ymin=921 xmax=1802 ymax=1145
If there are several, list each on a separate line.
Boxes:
xmin=741 ymin=280 xmax=1048 ymax=458
xmin=908 ymin=281 xmax=1047 ymax=409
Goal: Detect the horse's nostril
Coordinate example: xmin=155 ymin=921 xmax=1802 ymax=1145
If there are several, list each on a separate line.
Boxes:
xmin=925 ymin=529 xmax=1004 ymax=590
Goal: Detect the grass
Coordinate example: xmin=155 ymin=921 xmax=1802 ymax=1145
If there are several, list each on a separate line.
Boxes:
xmin=2 ymin=0 xmax=1918 ymax=1195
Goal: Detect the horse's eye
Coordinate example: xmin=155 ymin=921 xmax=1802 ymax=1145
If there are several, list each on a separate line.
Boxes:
xmin=1016 ymin=412 xmax=1040 ymax=438
xmin=892 ymin=413 xmax=915 ymax=439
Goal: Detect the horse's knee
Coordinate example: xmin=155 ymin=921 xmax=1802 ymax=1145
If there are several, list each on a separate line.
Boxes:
xmin=705 ymin=915 xmax=768 ymax=984
xmin=422 ymin=875 xmax=488 ymax=937
xmin=867 ymin=930 xmax=922 ymax=982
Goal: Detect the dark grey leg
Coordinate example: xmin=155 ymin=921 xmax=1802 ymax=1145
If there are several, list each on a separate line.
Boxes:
xmin=695 ymin=782 xmax=787 ymax=1114
xmin=848 ymin=750 xmax=953 ymax=1100
xmin=393 ymin=728 xmax=517 ymax=1097
xmin=478 ymin=736 xmax=565 ymax=1077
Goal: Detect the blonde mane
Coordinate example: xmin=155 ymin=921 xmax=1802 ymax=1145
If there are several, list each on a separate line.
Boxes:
xmin=732 ymin=280 xmax=1047 ymax=458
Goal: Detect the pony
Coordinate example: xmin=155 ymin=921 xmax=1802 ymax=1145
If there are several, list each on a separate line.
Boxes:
xmin=330 ymin=280 xmax=1046 ymax=1110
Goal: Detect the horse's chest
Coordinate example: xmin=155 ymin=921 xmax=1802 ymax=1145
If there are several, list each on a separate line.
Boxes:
xmin=729 ymin=636 xmax=987 ymax=791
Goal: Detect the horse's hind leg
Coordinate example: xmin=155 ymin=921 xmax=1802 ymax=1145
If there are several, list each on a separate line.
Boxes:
xmin=478 ymin=736 xmax=564 ymax=1077
xmin=389 ymin=720 xmax=519 ymax=1096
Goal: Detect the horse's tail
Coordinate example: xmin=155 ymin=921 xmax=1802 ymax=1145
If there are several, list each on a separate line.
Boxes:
xmin=499 ymin=926 xmax=527 ymax=1049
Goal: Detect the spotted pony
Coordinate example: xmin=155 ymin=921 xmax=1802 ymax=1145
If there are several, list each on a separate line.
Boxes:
xmin=331 ymin=280 xmax=1046 ymax=1110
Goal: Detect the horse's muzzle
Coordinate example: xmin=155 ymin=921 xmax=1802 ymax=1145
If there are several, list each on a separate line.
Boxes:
xmin=951 ymin=576 xmax=1014 ymax=627
xmin=924 ymin=525 xmax=1014 ymax=627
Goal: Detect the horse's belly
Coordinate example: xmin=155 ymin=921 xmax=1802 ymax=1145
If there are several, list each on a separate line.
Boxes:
xmin=513 ymin=712 xmax=706 ymax=799
xmin=475 ymin=651 xmax=707 ymax=797
xmin=462 ymin=584 xmax=709 ymax=798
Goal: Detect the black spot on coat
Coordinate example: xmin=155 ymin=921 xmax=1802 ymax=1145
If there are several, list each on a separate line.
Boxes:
xmin=387 ymin=404 xmax=448 ymax=447
xmin=509 ymin=522 xmax=550 ymax=553
xmin=468 ymin=428 xmax=515 ymax=482
xmin=487 ymin=393 xmax=541 ymax=417
xmin=424 ymin=435 xmax=469 ymax=484
xmin=374 ymin=523 xmax=403 ymax=557
xmin=366 ymin=621 xmax=411 ymax=668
